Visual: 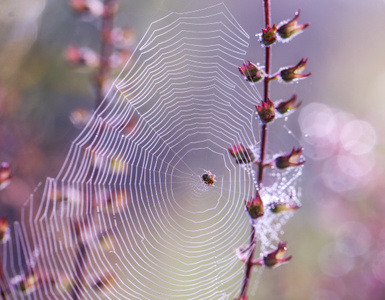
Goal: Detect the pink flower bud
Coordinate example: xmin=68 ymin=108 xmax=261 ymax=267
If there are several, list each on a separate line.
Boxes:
xmin=270 ymin=202 xmax=301 ymax=213
xmin=0 ymin=216 xmax=10 ymax=244
xmin=65 ymin=46 xmax=99 ymax=67
xmin=263 ymin=242 xmax=292 ymax=268
xmin=256 ymin=99 xmax=275 ymax=124
xmin=277 ymin=10 xmax=309 ymax=40
xmin=245 ymin=193 xmax=264 ymax=220
xmin=11 ymin=274 xmax=39 ymax=295
xmin=275 ymin=94 xmax=302 ymax=115
xmin=0 ymin=162 xmax=11 ymax=190
xmin=260 ymin=24 xmax=277 ymax=46
xmin=70 ymin=0 xmax=104 ymax=17
xmin=275 ymin=147 xmax=305 ymax=169
xmin=238 ymin=61 xmax=266 ymax=83
xmin=228 ymin=144 xmax=255 ymax=164
xmin=279 ymin=58 xmax=311 ymax=82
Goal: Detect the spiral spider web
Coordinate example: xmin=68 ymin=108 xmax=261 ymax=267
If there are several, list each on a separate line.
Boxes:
xmin=2 ymin=3 xmax=303 ymax=299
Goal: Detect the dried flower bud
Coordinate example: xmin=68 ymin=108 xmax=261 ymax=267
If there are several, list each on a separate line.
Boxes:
xmin=256 ymin=99 xmax=275 ymax=124
xmin=235 ymin=245 xmax=249 ymax=262
xmin=262 ymin=242 xmax=292 ymax=268
xmin=260 ymin=24 xmax=277 ymax=46
xmin=270 ymin=202 xmax=301 ymax=213
xmin=238 ymin=61 xmax=266 ymax=83
xmin=11 ymin=274 xmax=39 ymax=295
xmin=70 ymin=0 xmax=104 ymax=17
xmin=70 ymin=0 xmax=89 ymax=12
xmin=65 ymin=46 xmax=99 ymax=67
xmin=0 ymin=217 xmax=10 ymax=244
xmin=70 ymin=108 xmax=92 ymax=129
xmin=245 ymin=192 xmax=264 ymax=219
xmin=0 ymin=162 xmax=11 ymax=190
xmin=91 ymin=272 xmax=116 ymax=290
xmin=228 ymin=144 xmax=255 ymax=164
xmin=277 ymin=10 xmax=309 ymax=40
xmin=279 ymin=58 xmax=311 ymax=82
xmin=112 ymin=28 xmax=136 ymax=50
xmin=275 ymin=94 xmax=302 ymax=115
xmin=275 ymin=147 xmax=305 ymax=169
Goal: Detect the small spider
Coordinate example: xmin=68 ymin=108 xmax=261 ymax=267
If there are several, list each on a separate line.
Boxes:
xmin=201 ymin=170 xmax=215 ymax=186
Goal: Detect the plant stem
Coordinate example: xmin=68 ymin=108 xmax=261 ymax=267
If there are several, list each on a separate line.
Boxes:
xmin=0 ymin=255 xmax=6 ymax=300
xmin=95 ymin=0 xmax=116 ymax=109
xmin=258 ymin=0 xmax=272 ymax=188
xmin=238 ymin=0 xmax=271 ymax=298
xmin=70 ymin=221 xmax=88 ymax=300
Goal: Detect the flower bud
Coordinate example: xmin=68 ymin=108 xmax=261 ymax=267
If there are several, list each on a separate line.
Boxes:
xmin=0 ymin=162 xmax=11 ymax=190
xmin=11 ymin=274 xmax=39 ymax=295
xmin=263 ymin=242 xmax=292 ymax=268
xmin=256 ymin=99 xmax=275 ymax=124
xmin=275 ymin=94 xmax=302 ymax=115
xmin=277 ymin=10 xmax=309 ymax=41
xmin=275 ymin=147 xmax=305 ymax=169
xmin=260 ymin=24 xmax=277 ymax=46
xmin=228 ymin=144 xmax=255 ymax=164
xmin=238 ymin=61 xmax=266 ymax=83
xmin=70 ymin=0 xmax=104 ymax=17
xmin=91 ymin=272 xmax=116 ymax=290
xmin=0 ymin=217 xmax=9 ymax=244
xmin=245 ymin=192 xmax=264 ymax=219
xmin=65 ymin=46 xmax=99 ymax=67
xmin=270 ymin=202 xmax=301 ymax=213
xmin=279 ymin=58 xmax=311 ymax=82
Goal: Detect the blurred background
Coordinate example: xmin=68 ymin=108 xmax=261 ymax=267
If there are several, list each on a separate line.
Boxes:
xmin=0 ymin=0 xmax=385 ymax=299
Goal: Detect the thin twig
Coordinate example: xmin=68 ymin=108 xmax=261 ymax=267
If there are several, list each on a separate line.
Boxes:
xmin=95 ymin=0 xmax=116 ymax=109
xmin=70 ymin=221 xmax=88 ymax=300
xmin=70 ymin=1 xmax=117 ymax=298
xmin=0 ymin=255 xmax=6 ymax=300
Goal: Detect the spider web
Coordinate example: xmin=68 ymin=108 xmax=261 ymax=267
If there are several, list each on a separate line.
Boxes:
xmin=2 ymin=3 xmax=303 ymax=299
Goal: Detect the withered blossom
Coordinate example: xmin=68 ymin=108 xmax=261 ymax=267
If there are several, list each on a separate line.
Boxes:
xmin=238 ymin=61 xmax=266 ymax=83
xmin=0 ymin=162 xmax=11 ymax=190
xmin=70 ymin=0 xmax=104 ymax=17
xmin=279 ymin=58 xmax=311 ymax=82
xmin=256 ymin=99 xmax=275 ymax=124
xmin=260 ymin=24 xmax=277 ymax=46
xmin=65 ymin=46 xmax=99 ymax=67
xmin=270 ymin=202 xmax=301 ymax=213
xmin=277 ymin=10 xmax=309 ymax=40
xmin=262 ymin=242 xmax=292 ymax=267
xmin=0 ymin=217 xmax=9 ymax=244
xmin=275 ymin=147 xmax=305 ymax=169
xmin=275 ymin=94 xmax=302 ymax=115
xmin=11 ymin=274 xmax=39 ymax=295
xmin=245 ymin=192 xmax=264 ymax=219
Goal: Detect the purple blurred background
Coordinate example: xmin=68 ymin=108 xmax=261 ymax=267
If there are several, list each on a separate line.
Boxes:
xmin=1 ymin=0 xmax=385 ymax=299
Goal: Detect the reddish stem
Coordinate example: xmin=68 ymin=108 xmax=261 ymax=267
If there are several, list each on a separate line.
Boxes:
xmin=238 ymin=0 xmax=272 ymax=298
xmin=95 ymin=0 xmax=116 ymax=109
xmin=70 ymin=220 xmax=88 ymax=300
xmin=0 ymin=256 xmax=6 ymax=300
